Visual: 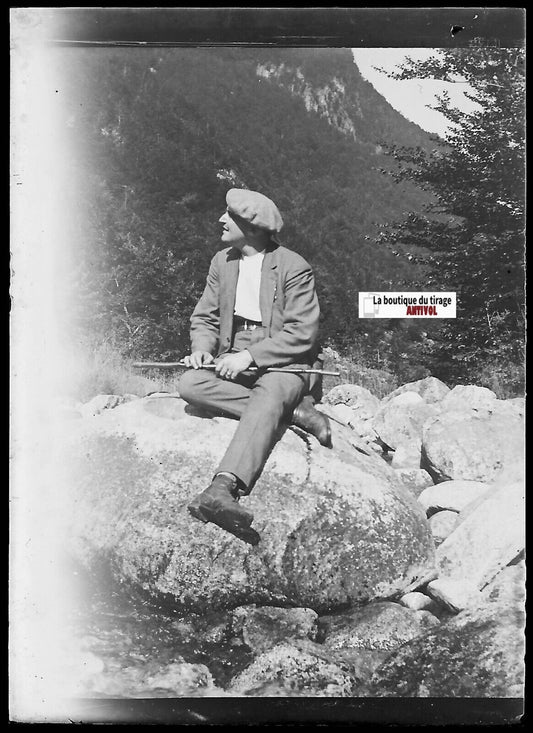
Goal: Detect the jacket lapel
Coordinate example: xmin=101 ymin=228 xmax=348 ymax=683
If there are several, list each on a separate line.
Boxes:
xmin=259 ymin=245 xmax=279 ymax=333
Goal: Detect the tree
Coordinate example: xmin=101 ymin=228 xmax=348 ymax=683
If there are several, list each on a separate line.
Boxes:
xmin=378 ymin=47 xmax=525 ymax=388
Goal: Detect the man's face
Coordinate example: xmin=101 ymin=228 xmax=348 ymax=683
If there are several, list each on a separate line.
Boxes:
xmin=219 ymin=209 xmax=248 ymax=248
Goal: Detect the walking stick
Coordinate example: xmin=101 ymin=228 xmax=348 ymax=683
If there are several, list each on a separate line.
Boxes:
xmin=132 ymin=361 xmax=341 ymax=376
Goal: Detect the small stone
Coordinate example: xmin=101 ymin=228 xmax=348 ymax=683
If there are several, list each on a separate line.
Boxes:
xmin=393 ymin=468 xmax=433 ymax=498
xmin=414 ymin=609 xmax=441 ymax=631
xmin=77 ymin=394 xmax=127 ymax=417
xmin=399 ymin=591 xmax=435 ymax=612
xmin=418 ymin=480 xmax=491 ymax=515
xmin=391 ymin=443 xmax=422 ymax=469
xmin=428 ymin=510 xmax=458 ymax=546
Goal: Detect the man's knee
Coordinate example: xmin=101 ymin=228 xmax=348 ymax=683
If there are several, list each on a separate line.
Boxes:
xmin=178 ymin=369 xmax=211 ymax=404
xmin=253 ymin=372 xmax=306 ymax=408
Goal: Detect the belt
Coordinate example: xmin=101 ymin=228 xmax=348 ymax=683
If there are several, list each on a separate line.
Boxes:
xmin=233 ymin=316 xmax=262 ymax=331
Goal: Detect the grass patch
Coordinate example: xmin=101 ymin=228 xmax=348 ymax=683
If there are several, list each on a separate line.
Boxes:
xmin=321 ymin=347 xmax=398 ymax=399
xmin=60 ymin=340 xmax=184 ymax=403
xmin=60 ymin=339 xmax=522 ymax=405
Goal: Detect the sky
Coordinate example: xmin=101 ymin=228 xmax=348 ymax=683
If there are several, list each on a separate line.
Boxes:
xmin=352 ymin=48 xmax=480 ymax=137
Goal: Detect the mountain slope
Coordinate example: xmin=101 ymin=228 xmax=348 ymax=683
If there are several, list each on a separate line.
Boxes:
xmin=56 ymin=46 xmax=434 ymax=357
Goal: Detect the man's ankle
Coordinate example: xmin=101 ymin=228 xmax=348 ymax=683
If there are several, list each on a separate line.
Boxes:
xmin=216 ymin=472 xmax=237 ymax=481
xmin=214 ymin=472 xmax=248 ymax=497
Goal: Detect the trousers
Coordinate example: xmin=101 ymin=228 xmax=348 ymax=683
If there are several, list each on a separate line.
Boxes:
xmin=178 ymin=327 xmax=307 ymax=491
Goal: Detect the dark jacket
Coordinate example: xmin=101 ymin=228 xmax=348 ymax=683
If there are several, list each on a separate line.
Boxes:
xmin=190 ymin=243 xmax=320 ymax=369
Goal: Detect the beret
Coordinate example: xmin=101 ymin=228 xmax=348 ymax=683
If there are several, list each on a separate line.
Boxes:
xmin=226 ymin=188 xmax=284 ymax=234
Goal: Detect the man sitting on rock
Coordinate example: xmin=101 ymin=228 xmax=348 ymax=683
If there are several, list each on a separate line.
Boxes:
xmin=180 ymin=188 xmax=331 ymax=546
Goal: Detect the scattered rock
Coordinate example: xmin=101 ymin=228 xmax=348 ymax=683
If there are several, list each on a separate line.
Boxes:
xmin=76 ymin=658 xmax=217 ymax=698
xmin=398 ymin=591 xmax=436 ymax=613
xmin=421 ymin=400 xmax=524 ymax=483
xmin=382 ymin=377 xmax=450 ymax=405
xmin=172 ymin=609 xmax=235 ymax=646
xmin=392 ymin=468 xmax=433 ymax=498
xmin=440 ymin=385 xmax=497 ymax=412
xmin=323 ymin=384 xmax=380 ymax=420
xmin=428 ymin=510 xmax=459 ymax=546
xmin=319 ymin=601 xmax=436 ymax=653
xmin=425 ymin=578 xmax=482 ymax=613
xmin=390 ymin=442 xmax=422 ymax=469
xmin=139 ymin=662 xmax=215 ymax=697
xmin=230 ymin=605 xmax=318 ymax=654
xmin=414 ymin=609 xmax=441 ymax=631
xmin=319 ymin=392 xmax=381 ymax=445
xmin=77 ymin=394 xmax=129 ymax=417
xmin=418 ymin=480 xmax=491 ymax=515
xmin=480 ymin=562 xmax=526 ymax=607
xmin=323 ymin=402 xmax=358 ymax=427
xmin=228 ymin=640 xmax=357 ymax=697
xmin=61 ymin=396 xmax=436 ymax=614
xmin=431 ymin=480 xmax=525 ymax=608
xmin=323 ymin=647 xmax=392 ymax=686
xmin=367 ymin=599 xmax=525 ymax=697
xmin=457 ymin=467 xmax=524 ymax=524
xmin=372 ymin=392 xmax=439 ymax=452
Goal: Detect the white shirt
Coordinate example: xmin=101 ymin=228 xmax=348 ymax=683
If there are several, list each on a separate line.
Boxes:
xmin=234 ymin=251 xmax=264 ymax=322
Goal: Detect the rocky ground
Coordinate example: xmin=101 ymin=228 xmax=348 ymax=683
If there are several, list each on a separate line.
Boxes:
xmin=53 ymin=377 xmax=524 ymax=699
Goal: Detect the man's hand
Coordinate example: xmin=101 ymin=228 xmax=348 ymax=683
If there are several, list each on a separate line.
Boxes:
xmin=183 ymin=351 xmax=214 ymax=369
xmin=215 ymin=350 xmax=254 ymax=380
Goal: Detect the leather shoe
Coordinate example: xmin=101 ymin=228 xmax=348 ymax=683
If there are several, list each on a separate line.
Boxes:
xmin=291 ymin=396 xmax=332 ymax=448
xmin=188 ymin=474 xmax=260 ymax=546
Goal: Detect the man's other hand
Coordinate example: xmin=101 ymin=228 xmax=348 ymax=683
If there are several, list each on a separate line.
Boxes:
xmin=183 ymin=351 xmax=215 ymax=369
xmin=215 ymin=350 xmax=254 ymax=380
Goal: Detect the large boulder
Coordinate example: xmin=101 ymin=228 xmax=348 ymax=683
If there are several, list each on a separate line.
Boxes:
xmin=457 ymin=467 xmax=524 ymax=524
xmin=425 ymin=479 xmax=524 ymax=612
xmin=59 ymin=395 xmax=436 ymax=614
xmin=382 ymin=377 xmax=450 ymax=405
xmin=421 ymin=399 xmax=525 ymax=483
xmin=440 ymin=385 xmax=497 ymax=412
xmin=228 ymin=639 xmax=358 ymax=697
xmin=367 ymin=597 xmax=525 ymax=697
xmin=318 ymin=601 xmax=439 ymax=653
xmin=372 ymin=392 xmax=439 ymax=452
xmin=230 ymin=605 xmax=318 ymax=654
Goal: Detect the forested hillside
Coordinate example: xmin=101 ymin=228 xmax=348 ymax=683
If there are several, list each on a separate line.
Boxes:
xmin=56 ymin=46 xmax=434 ymax=362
